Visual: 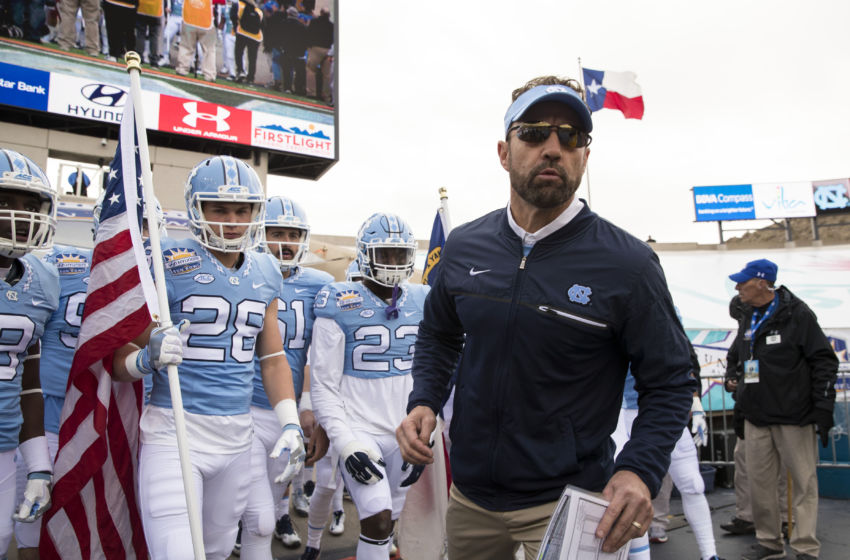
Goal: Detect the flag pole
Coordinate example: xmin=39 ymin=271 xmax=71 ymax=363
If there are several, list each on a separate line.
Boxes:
xmin=438 ymin=186 xmax=452 ymax=235
xmin=124 ymin=52 xmax=206 ymax=559
xmin=577 ymin=57 xmax=592 ymax=208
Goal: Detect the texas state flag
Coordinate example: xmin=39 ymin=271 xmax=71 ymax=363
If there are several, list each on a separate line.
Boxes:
xmin=582 ymin=68 xmax=644 ymax=120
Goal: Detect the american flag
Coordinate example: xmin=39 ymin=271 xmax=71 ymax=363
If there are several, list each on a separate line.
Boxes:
xmin=40 ymin=93 xmax=158 ymax=559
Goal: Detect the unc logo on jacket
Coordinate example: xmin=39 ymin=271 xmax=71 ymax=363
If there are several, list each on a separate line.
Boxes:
xmin=314 ymin=281 xmax=429 ymax=380
xmin=151 ymin=237 xmax=283 ymax=415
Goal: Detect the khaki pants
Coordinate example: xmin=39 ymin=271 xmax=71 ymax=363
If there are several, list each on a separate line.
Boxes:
xmin=446 ymin=485 xmax=558 ymax=560
xmin=745 ymin=421 xmax=819 ymax=557
xmin=58 ymin=0 xmax=101 ymax=55
xmin=734 ymin=436 xmax=788 ymax=523
xmin=305 ymin=45 xmax=331 ymax=101
xmin=176 ymin=24 xmax=217 ymax=81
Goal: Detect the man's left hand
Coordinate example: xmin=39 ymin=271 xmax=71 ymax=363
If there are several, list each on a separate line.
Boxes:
xmin=305 ymin=423 xmax=329 ymax=467
xmin=596 ymin=470 xmax=652 ymax=553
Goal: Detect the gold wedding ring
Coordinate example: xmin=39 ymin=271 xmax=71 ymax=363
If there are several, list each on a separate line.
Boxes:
xmin=631 ymin=521 xmax=642 ymax=530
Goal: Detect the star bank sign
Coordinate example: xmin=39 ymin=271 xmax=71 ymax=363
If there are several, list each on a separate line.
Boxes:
xmin=251 ymin=111 xmax=334 ymax=160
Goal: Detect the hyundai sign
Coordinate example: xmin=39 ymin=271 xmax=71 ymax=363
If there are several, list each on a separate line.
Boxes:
xmin=694 ymin=182 xmax=816 ymax=222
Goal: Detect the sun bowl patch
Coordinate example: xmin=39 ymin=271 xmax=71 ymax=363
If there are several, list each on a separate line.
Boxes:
xmin=163 ymin=247 xmax=202 ymax=275
xmin=55 ymin=253 xmax=89 ymax=275
xmin=335 ymin=289 xmax=363 ymax=311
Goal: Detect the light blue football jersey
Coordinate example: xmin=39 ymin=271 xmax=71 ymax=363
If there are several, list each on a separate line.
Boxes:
xmin=251 ymin=263 xmax=333 ymax=409
xmin=0 ymin=254 xmax=59 ymax=451
xmin=313 ymin=282 xmax=430 ymax=379
xmin=39 ymin=245 xmax=92 ymax=434
xmin=149 ymin=238 xmax=282 ymax=416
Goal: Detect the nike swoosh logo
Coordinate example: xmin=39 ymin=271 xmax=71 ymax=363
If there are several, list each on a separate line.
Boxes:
xmin=294 ymin=288 xmax=308 ymax=293
xmin=404 ymin=311 xmax=416 ymax=317
xmin=253 ymin=282 xmax=265 ymax=289
xmin=469 ymin=267 xmax=491 ymax=276
xmin=32 ymin=300 xmax=46 ymax=307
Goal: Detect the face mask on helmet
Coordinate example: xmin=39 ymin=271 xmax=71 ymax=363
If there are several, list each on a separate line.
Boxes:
xmin=345 ymin=258 xmax=363 ymax=282
xmin=264 ymin=196 xmax=310 ymax=270
xmin=356 ymin=213 xmax=416 ymax=288
xmin=0 ymin=149 xmax=57 ymax=258
xmin=185 ymin=156 xmax=265 ymax=252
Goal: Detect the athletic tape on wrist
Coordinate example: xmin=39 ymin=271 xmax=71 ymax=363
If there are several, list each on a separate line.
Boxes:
xmin=22 ymin=353 xmax=41 ymax=362
xmin=274 ymin=398 xmax=300 ymax=429
xmin=20 ymin=388 xmax=43 ymax=396
xmin=19 ymin=436 xmax=52 ymax=475
xmin=691 ymin=395 xmax=704 ymax=414
xmin=298 ymin=391 xmax=312 ymax=412
xmin=126 ymin=349 xmax=152 ymax=379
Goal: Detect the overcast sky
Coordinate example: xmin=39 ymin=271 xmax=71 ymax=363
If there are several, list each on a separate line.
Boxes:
xmin=268 ymin=1 xmax=850 ymax=245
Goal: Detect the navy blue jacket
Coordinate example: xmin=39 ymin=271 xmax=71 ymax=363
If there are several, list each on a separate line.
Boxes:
xmin=408 ymin=204 xmax=698 ymax=511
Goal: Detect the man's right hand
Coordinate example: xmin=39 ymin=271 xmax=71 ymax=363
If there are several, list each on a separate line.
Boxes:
xmin=396 ymin=405 xmax=437 ymax=465
xmin=814 ymin=408 xmax=834 ymax=448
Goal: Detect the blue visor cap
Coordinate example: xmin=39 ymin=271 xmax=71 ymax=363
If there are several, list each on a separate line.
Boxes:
xmin=504 ymin=84 xmax=593 ymax=135
xmin=729 ymin=259 xmax=778 ymax=283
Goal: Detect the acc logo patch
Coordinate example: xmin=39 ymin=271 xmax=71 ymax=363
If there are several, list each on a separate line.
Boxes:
xmin=335 ymin=289 xmax=363 ymax=311
xmin=55 ymin=253 xmax=89 ymax=275
xmin=360 ymin=309 xmax=375 ymax=318
xmin=194 ymin=273 xmax=214 ymax=284
xmin=567 ymin=284 xmax=592 ymax=305
xmin=163 ymin=248 xmax=202 ymax=275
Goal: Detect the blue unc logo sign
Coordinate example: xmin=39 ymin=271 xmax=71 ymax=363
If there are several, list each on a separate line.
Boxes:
xmin=568 ymin=284 xmax=592 ymax=305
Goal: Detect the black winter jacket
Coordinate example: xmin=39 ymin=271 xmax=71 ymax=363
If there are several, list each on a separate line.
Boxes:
xmin=408 ymin=204 xmax=698 ymax=511
xmin=725 ymin=287 xmax=837 ymax=427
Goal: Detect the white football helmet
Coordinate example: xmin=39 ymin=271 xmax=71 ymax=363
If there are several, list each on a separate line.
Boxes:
xmin=264 ymin=196 xmax=310 ymax=271
xmin=345 ymin=258 xmax=363 ymax=282
xmin=356 ymin=212 xmax=416 ymax=287
xmin=185 ymin=156 xmax=265 ymax=252
xmin=0 ymin=148 xmax=57 ymax=258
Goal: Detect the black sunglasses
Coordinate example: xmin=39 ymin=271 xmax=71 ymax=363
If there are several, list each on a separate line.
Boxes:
xmin=508 ymin=122 xmax=592 ymax=149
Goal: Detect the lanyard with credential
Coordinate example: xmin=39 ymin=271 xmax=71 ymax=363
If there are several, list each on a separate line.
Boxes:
xmin=748 ymin=293 xmax=777 ymax=358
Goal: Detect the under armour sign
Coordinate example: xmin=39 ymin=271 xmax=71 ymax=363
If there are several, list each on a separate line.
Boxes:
xmin=182 ymin=101 xmax=231 ymax=131
xmin=159 ymin=94 xmax=252 ymax=144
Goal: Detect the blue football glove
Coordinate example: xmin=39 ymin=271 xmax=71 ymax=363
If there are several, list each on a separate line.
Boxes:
xmin=400 ymin=461 xmax=426 ymax=487
xmin=341 ymin=441 xmax=385 ymax=485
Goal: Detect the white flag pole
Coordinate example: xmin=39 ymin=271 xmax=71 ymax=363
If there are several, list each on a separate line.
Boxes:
xmin=124 ymin=51 xmax=206 ymax=559
xmin=438 ymin=186 xmax=452 ymax=235
xmin=577 ymin=57 xmax=593 ymax=208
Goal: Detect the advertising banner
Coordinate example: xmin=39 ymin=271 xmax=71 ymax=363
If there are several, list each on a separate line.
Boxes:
xmin=693 ymin=184 xmax=755 ymax=222
xmin=0 ymin=60 xmax=49 ymax=111
xmin=751 ymin=181 xmax=816 ymax=219
xmin=813 ymin=178 xmax=850 ymax=214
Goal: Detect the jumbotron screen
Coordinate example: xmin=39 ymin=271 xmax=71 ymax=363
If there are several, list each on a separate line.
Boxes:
xmin=0 ymin=0 xmax=336 ymax=178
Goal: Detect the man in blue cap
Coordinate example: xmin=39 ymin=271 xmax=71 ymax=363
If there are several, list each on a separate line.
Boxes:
xmin=725 ymin=259 xmax=837 ymax=560
xmin=396 ymin=75 xmax=698 ymax=559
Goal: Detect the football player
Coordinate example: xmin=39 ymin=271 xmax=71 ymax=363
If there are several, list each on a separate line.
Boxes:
xmin=110 ymin=156 xmax=305 ymax=559
xmin=310 ymin=213 xmax=428 ymax=560
xmin=13 ymin=242 xmax=90 ymax=558
xmin=237 ymin=196 xmax=332 ymax=559
xmin=0 ymin=148 xmax=59 ymax=554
